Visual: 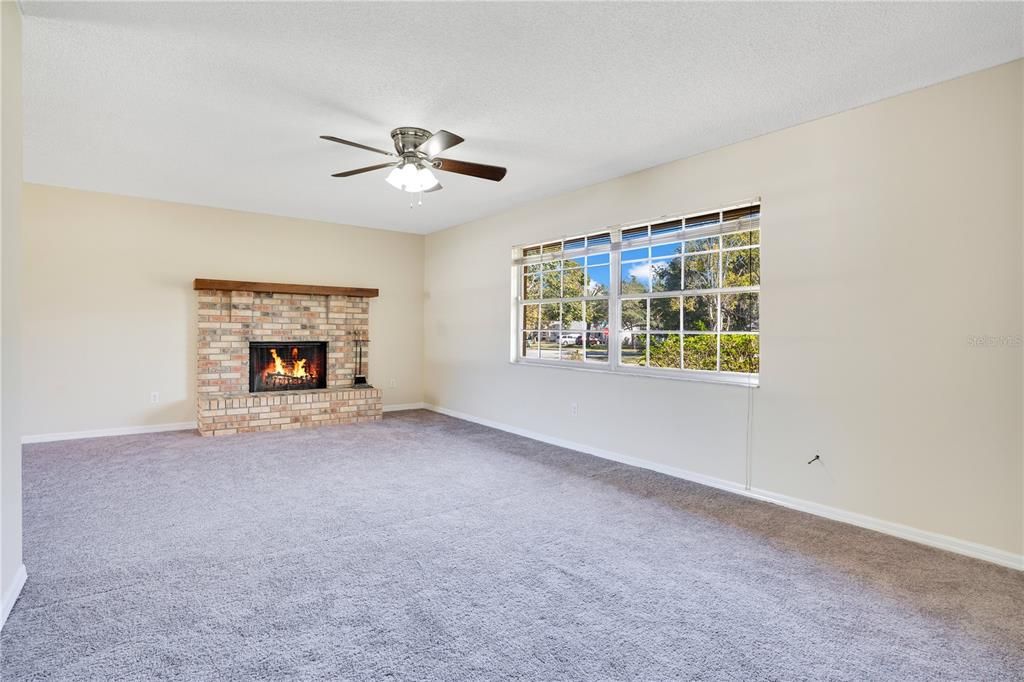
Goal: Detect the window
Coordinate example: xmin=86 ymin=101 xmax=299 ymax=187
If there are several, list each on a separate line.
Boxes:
xmin=519 ymin=232 xmax=612 ymax=364
xmin=513 ymin=202 xmax=760 ymax=384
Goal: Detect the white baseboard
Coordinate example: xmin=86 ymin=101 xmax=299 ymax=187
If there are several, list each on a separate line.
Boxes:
xmin=425 ymin=404 xmax=1024 ymax=572
xmin=22 ymin=403 xmax=431 ymax=443
xmin=383 ymin=402 xmax=429 ymax=412
xmin=427 ymin=404 xmax=749 ymax=496
xmin=21 ymin=405 xmax=431 ymax=443
xmin=743 ymin=486 xmax=1024 ymax=571
xmin=22 ymin=421 xmax=197 ymax=444
xmin=1 ymin=564 xmax=27 ymax=630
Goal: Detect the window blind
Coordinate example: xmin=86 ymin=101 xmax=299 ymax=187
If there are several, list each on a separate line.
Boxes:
xmin=515 ymin=203 xmax=759 ymax=265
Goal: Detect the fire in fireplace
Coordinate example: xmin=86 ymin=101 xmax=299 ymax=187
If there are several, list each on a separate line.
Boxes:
xmin=249 ymin=342 xmax=327 ymax=393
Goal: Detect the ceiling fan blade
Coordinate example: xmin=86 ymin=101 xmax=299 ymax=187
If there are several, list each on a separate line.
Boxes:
xmin=417 ymin=130 xmax=464 ymax=159
xmin=331 ymin=162 xmax=397 ymax=177
xmin=424 ymin=182 xmax=443 ymax=193
xmin=433 ymin=157 xmax=507 ymax=182
xmin=320 ymin=135 xmax=395 ymax=157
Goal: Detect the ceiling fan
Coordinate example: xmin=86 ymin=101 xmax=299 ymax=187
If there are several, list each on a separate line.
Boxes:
xmin=321 ymin=127 xmax=507 ymax=195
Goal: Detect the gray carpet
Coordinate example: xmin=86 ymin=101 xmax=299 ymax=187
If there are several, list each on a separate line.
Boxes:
xmin=2 ymin=410 xmax=1022 ymax=680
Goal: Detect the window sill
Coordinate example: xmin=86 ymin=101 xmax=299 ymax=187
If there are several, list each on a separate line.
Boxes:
xmin=512 ymin=358 xmax=759 ymax=387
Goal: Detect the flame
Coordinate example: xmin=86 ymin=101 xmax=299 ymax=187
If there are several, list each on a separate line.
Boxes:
xmin=270 ymin=348 xmax=285 ymax=375
xmin=290 ymin=347 xmax=308 ymax=377
xmin=264 ymin=347 xmax=315 ymax=380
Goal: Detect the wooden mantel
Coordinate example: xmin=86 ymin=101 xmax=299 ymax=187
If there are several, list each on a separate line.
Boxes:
xmin=193 ymin=278 xmax=379 ymax=298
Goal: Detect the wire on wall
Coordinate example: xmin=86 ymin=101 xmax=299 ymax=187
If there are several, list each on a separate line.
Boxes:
xmin=744 ymin=383 xmax=755 ymax=490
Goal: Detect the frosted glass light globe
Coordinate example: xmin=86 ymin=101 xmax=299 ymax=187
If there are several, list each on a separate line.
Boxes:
xmin=385 ymin=162 xmax=438 ymax=192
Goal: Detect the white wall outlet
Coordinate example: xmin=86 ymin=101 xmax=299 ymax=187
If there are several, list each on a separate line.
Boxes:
xmin=570 ymin=402 xmax=579 ymax=417
xmin=389 ymin=378 xmax=397 ymax=388
xmin=150 ymin=391 xmax=160 ymax=404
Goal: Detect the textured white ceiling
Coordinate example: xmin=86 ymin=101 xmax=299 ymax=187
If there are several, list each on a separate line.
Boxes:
xmin=21 ymin=2 xmax=1024 ymax=234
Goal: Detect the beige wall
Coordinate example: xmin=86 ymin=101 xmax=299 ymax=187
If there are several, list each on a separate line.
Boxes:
xmin=424 ymin=61 xmax=1024 ymax=559
xmin=1 ymin=0 xmax=24 ymax=620
xmin=22 ymin=185 xmax=425 ymax=435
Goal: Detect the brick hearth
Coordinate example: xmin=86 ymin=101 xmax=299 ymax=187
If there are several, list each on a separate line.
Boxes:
xmin=195 ymin=282 xmax=382 ymax=436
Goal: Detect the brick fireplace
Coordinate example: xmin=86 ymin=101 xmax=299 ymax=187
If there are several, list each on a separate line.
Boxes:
xmin=194 ymin=279 xmax=383 ymax=436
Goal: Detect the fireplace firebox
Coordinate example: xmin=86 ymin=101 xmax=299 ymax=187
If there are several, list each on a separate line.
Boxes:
xmin=249 ymin=342 xmax=327 ymax=393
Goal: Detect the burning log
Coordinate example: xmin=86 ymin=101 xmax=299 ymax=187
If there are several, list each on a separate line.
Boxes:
xmin=264 ymin=373 xmax=317 ymax=389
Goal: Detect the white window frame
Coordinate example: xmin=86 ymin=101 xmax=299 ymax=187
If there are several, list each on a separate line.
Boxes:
xmin=510 ymin=201 xmax=760 ymax=387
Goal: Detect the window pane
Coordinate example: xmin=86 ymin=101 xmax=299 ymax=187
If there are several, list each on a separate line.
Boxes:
xmin=541 ymin=258 xmax=559 ymax=271
xmin=586 ymin=300 xmax=609 ymax=330
xmin=525 ymin=262 xmax=540 ymax=274
xmin=684 ymin=254 xmax=720 ymax=290
xmin=540 ymin=303 xmax=560 ymax=329
xmin=585 ymin=332 xmax=608 ymax=363
xmin=586 ymin=265 xmax=610 ymax=295
xmin=685 ymin=236 xmax=719 ymax=253
xmin=651 ymin=257 xmax=681 ymax=292
xmin=561 ymin=301 xmax=583 ymax=330
xmin=722 ymin=230 xmax=759 ymax=248
xmin=521 ymin=332 xmax=540 ymax=358
xmin=622 ymin=246 xmax=649 ymax=261
xmin=683 ymin=295 xmax=717 ymax=331
xmin=523 ymin=274 xmax=541 ymax=300
xmin=652 ymin=242 xmax=682 ymax=258
xmin=563 ymin=256 xmax=586 ymax=269
xmin=621 ymin=332 xmax=647 ymax=366
xmin=650 ymin=297 xmax=680 ymax=331
xmin=541 ymin=269 xmax=562 ymax=298
xmin=562 ymin=267 xmax=586 ymax=297
xmin=724 ymin=248 xmax=760 ymax=287
xmin=649 ymin=333 xmax=681 ymax=369
xmin=522 ymin=304 xmax=539 ymax=330
xmin=587 ymin=253 xmax=609 ymax=265
xmin=620 ymin=299 xmax=647 ymax=331
xmin=539 ymin=334 xmax=560 ymax=361
xmin=560 ymin=334 xmax=584 ymax=362
xmin=621 ymin=261 xmax=651 ymax=294
xmin=721 ymin=293 xmax=759 ymax=331
xmin=683 ymin=334 xmax=717 ymax=371
xmin=720 ymin=334 xmax=759 ymax=373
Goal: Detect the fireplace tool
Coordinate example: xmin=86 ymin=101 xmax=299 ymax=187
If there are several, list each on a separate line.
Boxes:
xmin=353 ymin=330 xmax=371 ymax=387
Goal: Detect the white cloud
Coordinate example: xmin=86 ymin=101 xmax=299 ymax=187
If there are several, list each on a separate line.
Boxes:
xmin=628 ymin=263 xmax=651 ymax=280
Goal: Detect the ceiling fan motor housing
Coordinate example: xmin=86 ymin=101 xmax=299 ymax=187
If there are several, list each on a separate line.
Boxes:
xmin=391 ymin=127 xmax=432 ymax=156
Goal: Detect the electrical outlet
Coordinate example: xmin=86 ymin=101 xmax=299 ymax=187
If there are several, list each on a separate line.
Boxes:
xmin=150 ymin=392 xmax=160 ymax=404
xmin=389 ymin=378 xmax=397 ymax=388
xmin=570 ymin=402 xmax=579 ymax=417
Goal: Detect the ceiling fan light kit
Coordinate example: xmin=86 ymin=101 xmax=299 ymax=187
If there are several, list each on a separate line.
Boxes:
xmin=321 ymin=127 xmax=507 ymax=198
xmin=385 ymin=162 xmax=439 ymax=193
